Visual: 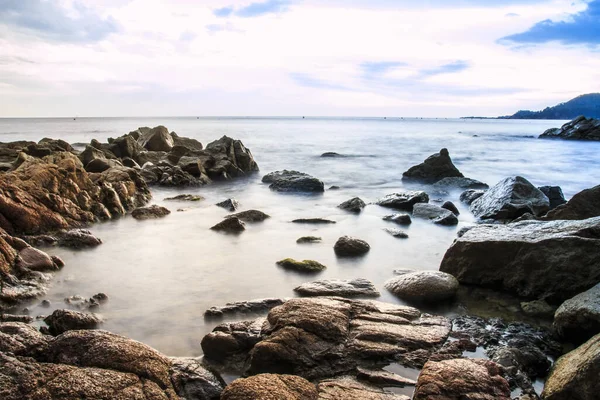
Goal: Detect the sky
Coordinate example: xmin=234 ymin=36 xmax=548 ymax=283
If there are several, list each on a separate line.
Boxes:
xmin=0 ymin=0 xmax=599 ymax=117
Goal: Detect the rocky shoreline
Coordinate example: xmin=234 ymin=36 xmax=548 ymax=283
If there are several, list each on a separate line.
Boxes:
xmin=1 ymin=127 xmax=599 ymax=399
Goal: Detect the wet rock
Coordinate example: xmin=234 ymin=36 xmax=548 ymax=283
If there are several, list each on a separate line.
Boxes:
xmin=226 ymin=209 xmax=270 ymax=222
xmin=385 ymin=271 xmax=459 ymax=303
xmin=460 ymin=189 xmax=485 ymax=205
xmin=402 ymin=148 xmax=464 ymax=183
xmin=553 ymin=283 xmax=600 ymax=345
xmin=356 ymin=367 xmax=416 ymax=387
xmin=334 ymin=236 xmax=370 ymax=257
xmin=164 ymin=194 xmax=204 ymax=202
xmin=0 ymin=322 xmax=48 ymax=356
xmin=433 ymin=177 xmax=489 ymax=190
xmin=215 ymin=198 xmax=239 ymax=212
xmin=329 ymin=185 xmax=340 ymax=190
xmin=292 ymin=218 xmax=336 ymax=224
xmin=210 ymin=217 xmax=246 ymax=233
xmin=520 ymin=299 xmax=556 ymax=318
xmin=276 ymin=258 xmax=326 ymax=273
xmin=383 ymin=228 xmax=409 ymax=238
xmin=201 ymin=318 xmax=265 ymax=363
xmin=470 ymin=176 xmax=550 ymax=221
xmin=131 ymin=205 xmax=171 ymax=220
xmin=58 ymin=229 xmax=103 ymax=248
xmin=262 ymin=170 xmax=325 ymax=193
xmin=413 ymin=203 xmax=459 ymax=225
xmin=41 ymin=299 xmax=51 ymax=308
xmin=138 ymin=125 xmax=174 ymax=152
xmin=542 ymin=333 xmax=600 ymax=400
xmin=382 ymin=214 xmax=412 ymax=225
xmin=204 ymin=298 xmax=286 ymax=318
xmin=294 ymin=278 xmax=380 ymax=297
xmin=44 ymin=309 xmax=102 ymax=335
xmin=296 ymin=236 xmax=322 ymax=243
xmin=414 ymin=359 xmax=511 ymax=400
xmin=377 ymin=191 xmax=429 ymax=211
xmin=338 ymin=197 xmax=366 ymax=213
xmin=318 ymin=376 xmax=410 ymax=400
xmin=539 ymin=115 xmax=600 ymax=140
xmin=538 ymin=186 xmax=567 ymax=210
xmin=321 ymin=152 xmax=343 ymax=157
xmin=440 ymin=217 xmax=600 ymax=302
xmin=441 ymin=200 xmax=460 ymax=215
xmin=542 ymin=184 xmax=600 ymax=221
xmin=169 ymin=357 xmax=225 ymax=400
xmin=221 ymin=374 xmax=318 ymax=400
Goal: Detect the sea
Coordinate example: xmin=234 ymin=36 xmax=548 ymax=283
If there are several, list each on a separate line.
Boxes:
xmin=1 ymin=117 xmax=599 ymax=357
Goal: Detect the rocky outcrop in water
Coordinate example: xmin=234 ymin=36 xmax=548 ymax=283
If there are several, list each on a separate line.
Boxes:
xmin=542 ymin=184 xmax=600 ymax=221
xmin=338 ymin=197 xmax=366 ymax=213
xmin=225 ymin=210 xmax=270 ymax=222
xmin=262 ymin=170 xmax=325 ymax=193
xmin=440 ymin=217 xmax=600 ymax=302
xmin=412 ymin=203 xmax=459 ymax=225
xmin=276 ymin=258 xmax=326 ymax=273
xmin=377 ymin=191 xmax=429 ymax=211
xmin=215 ymin=198 xmax=239 ymax=212
xmin=385 ymin=271 xmax=459 ymax=303
xmin=402 ymin=148 xmax=464 ymax=183
xmin=204 ymin=298 xmax=286 ymax=318
xmin=383 ymin=214 xmax=412 ymax=225
xmin=294 ymin=278 xmax=380 ymax=298
xmin=43 ymin=309 xmax=103 ymax=335
xmin=553 ymin=283 xmax=600 ymax=345
xmin=334 ymin=236 xmax=370 ymax=257
xmin=210 ymin=217 xmax=246 ymax=233
xmin=131 ymin=205 xmax=171 ymax=220
xmin=539 ymin=115 xmax=600 ymax=140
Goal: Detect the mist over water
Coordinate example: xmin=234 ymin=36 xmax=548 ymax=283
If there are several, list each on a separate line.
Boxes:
xmin=2 ymin=117 xmax=599 ymax=356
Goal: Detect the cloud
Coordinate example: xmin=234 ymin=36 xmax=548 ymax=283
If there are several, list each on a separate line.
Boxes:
xmin=0 ymin=0 xmax=118 ymax=43
xmin=289 ymin=73 xmax=352 ymax=91
xmin=361 ymin=61 xmax=408 ymax=79
xmin=214 ymin=0 xmax=290 ymax=18
xmin=500 ymin=0 xmax=600 ymax=45
xmin=419 ymin=60 xmax=470 ymax=77
xmin=213 ymin=7 xmax=234 ymax=17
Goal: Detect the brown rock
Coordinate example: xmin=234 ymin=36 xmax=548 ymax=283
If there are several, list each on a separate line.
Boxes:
xmin=43 ymin=309 xmax=102 ymax=335
xmin=221 ymin=374 xmax=317 ymax=400
xmin=543 ymin=184 xmax=600 ymax=221
xmin=318 ymin=377 xmax=410 ymax=400
xmin=131 ymin=205 xmax=171 ymax=220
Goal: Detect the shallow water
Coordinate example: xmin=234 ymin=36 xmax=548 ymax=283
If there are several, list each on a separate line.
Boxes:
xmin=2 ymin=117 xmax=599 ymax=356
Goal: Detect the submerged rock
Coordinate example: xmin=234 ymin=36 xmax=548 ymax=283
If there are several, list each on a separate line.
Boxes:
xmin=542 ymin=184 xmax=600 ymax=221
xmin=440 ymin=217 xmax=600 ymax=302
xmin=433 ymin=177 xmax=489 ymax=190
xmin=221 ymin=374 xmax=318 ymax=400
xmin=164 ymin=194 xmax=204 ymax=202
xmin=385 ymin=271 xmax=459 ymax=303
xmin=294 ymin=278 xmax=380 ymax=298
xmin=412 ymin=203 xmax=459 ymax=226
xmin=520 ymin=299 xmax=556 ymax=318
xmin=44 ymin=309 xmax=102 ymax=335
xmin=131 ymin=205 xmax=171 ymax=220
xmin=402 ymin=148 xmax=464 ymax=183
xmin=262 ymin=170 xmax=324 ymax=193
xmin=292 ymin=218 xmax=336 ymax=224
xmin=539 ymin=115 xmax=600 ymax=141
xmin=276 ymin=258 xmax=326 ymax=273
xmin=538 ymin=185 xmax=567 ymax=210
xmin=334 ymin=236 xmax=370 ymax=257
xmin=204 ymin=298 xmax=286 ymax=318
xmin=383 ymin=228 xmax=409 ymax=238
xmin=215 ymin=198 xmax=239 ymax=212
xmin=553 ymin=283 xmax=600 ymax=345
xmin=460 ymin=189 xmax=485 ymax=205
xmin=210 ymin=217 xmax=246 ymax=233
xmin=338 ymin=197 xmax=366 ymax=213
xmin=225 ymin=210 xmax=270 ymax=222
xmin=377 ymin=191 xmax=429 ymax=211
xmin=470 ymin=176 xmax=550 ymax=221
xmin=382 ymin=214 xmax=412 ymax=225
xmin=296 ymin=236 xmax=322 ymax=244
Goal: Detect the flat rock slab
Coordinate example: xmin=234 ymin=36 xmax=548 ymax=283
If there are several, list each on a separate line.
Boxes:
xmin=297 ymin=236 xmax=322 ymax=243
xmin=204 ymin=298 xmax=286 ymax=318
xmin=292 ymin=218 xmax=336 ymax=224
xmin=277 ymin=258 xmax=327 ymax=273
xmin=294 ymin=278 xmax=380 ymax=298
xmin=377 ymin=192 xmax=429 ymax=211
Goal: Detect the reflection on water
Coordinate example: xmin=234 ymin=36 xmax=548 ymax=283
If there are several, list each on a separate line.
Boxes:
xmin=2 ymin=117 xmax=599 ymax=356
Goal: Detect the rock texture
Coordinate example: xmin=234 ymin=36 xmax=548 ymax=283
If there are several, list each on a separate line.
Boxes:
xmin=225 ymin=210 xmax=270 ymax=222
xmin=542 ymin=184 xmax=600 ymax=221
xmin=553 ymin=283 xmax=600 ymax=345
xmin=168 ymin=357 xmax=225 ymax=400
xmin=433 ymin=177 xmax=489 ymax=190
xmin=216 ymin=199 xmax=239 ymax=212
xmin=402 ymin=148 xmax=464 ymax=183
xmin=318 ymin=377 xmax=410 ymax=400
xmin=44 ymin=309 xmax=102 ymax=335
xmin=338 ymin=197 xmax=366 ymax=213
xmin=276 ymin=258 xmax=326 ymax=273
xmin=294 ymin=278 xmax=380 ymax=298
xmin=538 ymin=186 xmax=567 ymax=210
xmin=262 ymin=170 xmax=324 ymax=193
xmin=539 ymin=115 xmax=600 ymax=140
xmin=296 ymin=236 xmax=322 ymax=244
xmin=204 ymin=298 xmax=286 ymax=318
xmin=470 ymin=176 xmax=550 ymax=220
xmin=440 ymin=217 xmax=600 ymax=302
xmin=385 ymin=271 xmax=459 ymax=303
xmin=210 ymin=217 xmax=246 ymax=233
xmin=221 ymin=374 xmax=318 ymax=400
xmin=334 ymin=236 xmax=370 ymax=257
xmin=377 ymin=192 xmax=429 ymax=211
xmin=131 ymin=205 xmax=171 ymax=220
xmin=383 ymin=214 xmax=412 ymax=225
xmin=412 ymin=204 xmax=459 ymax=226
xmin=460 ymin=189 xmax=485 ymax=205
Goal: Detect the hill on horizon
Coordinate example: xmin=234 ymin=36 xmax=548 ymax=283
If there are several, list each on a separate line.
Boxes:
xmin=499 ymin=93 xmax=600 ymax=120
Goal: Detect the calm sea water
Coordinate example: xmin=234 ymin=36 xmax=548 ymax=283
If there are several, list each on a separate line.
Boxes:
xmin=1 ymin=117 xmax=599 ymax=356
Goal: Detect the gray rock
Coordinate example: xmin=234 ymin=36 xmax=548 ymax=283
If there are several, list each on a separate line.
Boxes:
xmin=433 ymin=177 xmax=489 ymax=190
xmin=292 ymin=218 xmax=336 ymax=224
xmin=520 ymin=299 xmax=556 ymax=318
xmin=131 ymin=205 xmax=171 ymax=220
xmin=543 ymin=184 xmax=600 ymax=221
xmin=294 ymin=278 xmax=380 ymax=297
xmin=470 ymin=176 xmax=550 ymax=220
xmin=85 ymin=158 xmax=123 ymax=173
xmin=138 ymin=125 xmax=174 ymax=152
xmin=321 ymin=152 xmax=344 ymax=157
xmin=460 ymin=189 xmax=485 ymax=205
xmin=412 ymin=204 xmax=458 ymax=226
xmin=382 ymin=214 xmax=412 ymax=225
xmin=169 ymin=357 xmax=225 ymax=400
xmin=377 ymin=191 xmax=429 ymax=211
xmin=383 ymin=228 xmax=409 ymax=238
xmin=338 ymin=197 xmax=366 ymax=213
xmin=226 ymin=210 xmax=270 ymax=222
xmin=171 ymin=132 xmax=204 ymax=151
xmin=385 ymin=271 xmax=459 ymax=303
xmin=440 ymin=217 xmax=600 ymax=302
xmin=204 ymin=298 xmax=286 ymax=318
xmin=402 ymin=148 xmax=464 ymax=183
xmin=262 ymin=170 xmax=324 ymax=193
xmin=296 ymin=236 xmax=322 ymax=244
xmin=210 ymin=217 xmax=245 ymax=233
xmin=554 ymin=283 xmax=600 ymax=345
xmin=539 ymin=115 xmax=600 ymax=141
xmin=539 ymin=186 xmax=567 ymax=210
xmin=334 ymin=236 xmax=370 ymax=257
xmin=441 ymin=201 xmax=459 ymax=215
xmin=44 ymin=309 xmax=102 ymax=335
xmin=201 ymin=318 xmax=265 ymax=363
xmin=58 ymin=229 xmax=103 ymax=248
xmin=216 ymin=198 xmax=239 ymax=212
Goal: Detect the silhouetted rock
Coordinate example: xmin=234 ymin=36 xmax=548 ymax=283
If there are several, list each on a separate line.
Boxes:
xmin=262 ymin=170 xmax=324 ymax=193
xmin=539 ymin=186 xmax=567 ymax=210
xmin=216 ymin=198 xmax=239 ymax=212
xmin=402 ymin=148 xmax=464 ymax=183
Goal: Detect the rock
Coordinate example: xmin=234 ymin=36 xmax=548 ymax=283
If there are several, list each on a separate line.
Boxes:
xmin=171 ymin=133 xmax=204 ymax=151
xmin=470 ymin=176 xmax=550 ymax=220
xmin=92 ymin=293 xmax=109 ymax=303
xmin=383 ymin=228 xmax=409 ymax=238
xmin=382 ymin=214 xmax=412 ymax=225
xmin=221 ymin=374 xmax=318 ymax=400
xmin=41 ymin=299 xmax=51 ymax=308
xmin=538 ymin=186 xmax=567 ymax=210
xmin=539 ymin=115 xmax=600 ymax=140
xmin=79 ymin=145 xmax=107 ymax=166
xmin=338 ymin=197 xmax=366 ymax=213
xmin=385 ymin=271 xmax=459 ymax=303
xmin=376 ymin=191 xmax=429 ymax=211
xmin=0 ymin=322 xmax=48 ymax=356
xmin=201 ymin=318 xmax=265 ymax=363
xmin=460 ymin=189 xmax=485 ymax=205
xmin=318 ymin=377 xmax=410 ymax=400
xmin=216 ymin=198 xmax=239 ymax=212
xmin=292 ymin=218 xmax=336 ymax=224
xmin=15 ymin=246 xmax=58 ymax=272
xmin=205 ymin=136 xmax=259 ymax=178
xmin=85 ymin=158 xmax=123 ymax=173
xmin=131 ymin=205 xmax=171 ymax=220
xmin=296 ymin=236 xmax=322 ymax=243
xmin=204 ymin=298 xmax=286 ymax=318
xmin=412 ymin=203 xmax=459 ymax=225
xmin=321 ymin=152 xmax=343 ymax=157
xmin=121 ymin=157 xmax=140 ymax=168
xmin=58 ymin=229 xmax=102 ymax=248
xmin=294 ymin=278 xmax=380 ymax=297
xmin=402 ymin=148 xmax=464 ymax=183
xmin=542 ymin=333 xmax=600 ymax=400
xmin=543 ymin=184 xmax=600 ymax=221
xmin=262 ymin=170 xmax=324 ymax=193
xmin=0 ymin=314 xmax=33 ymax=323
xmin=334 ymin=236 xmax=370 ymax=257
xmin=329 ymin=185 xmax=340 ymax=190
xmin=226 ymin=210 xmax=270 ymax=222
xmin=440 ymin=217 xmax=600 ymax=302
xmin=441 ymin=200 xmax=459 ymax=215
xmin=108 ymin=134 xmax=144 ymax=159
xmin=210 ymin=217 xmax=246 ymax=233
xmin=553 ymin=283 xmax=600 ymax=345
xmin=168 ymin=357 xmax=225 ymax=400
xmin=138 ymin=125 xmax=174 ymax=152
xmin=356 ymin=367 xmax=416 ymax=387
xmin=164 ymin=194 xmax=204 ymax=202
xmin=276 ymin=258 xmax=326 ymax=273
xmin=520 ymin=299 xmax=556 ymax=318
xmin=433 ymin=177 xmax=489 ymax=190
xmin=44 ymin=309 xmax=102 ymax=335
xmin=413 ymin=359 xmax=511 ymax=400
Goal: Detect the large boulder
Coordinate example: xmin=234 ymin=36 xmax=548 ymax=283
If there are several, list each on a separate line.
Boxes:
xmin=440 ymin=217 xmax=600 ymax=302
xmin=402 ymin=148 xmax=464 ymax=183
xmin=262 ymin=170 xmax=324 ymax=193
xmin=543 ymin=184 xmax=600 ymax=221
xmin=470 ymin=176 xmax=550 ymax=220
xmin=413 ymin=359 xmax=511 ymax=400
xmin=385 ymin=271 xmax=459 ymax=303
xmin=542 ymin=333 xmax=600 ymax=400
xmin=539 ymin=115 xmax=600 ymax=140
xmin=553 ymin=283 xmax=600 ymax=345
xmin=412 ymin=203 xmax=458 ymax=226
xmin=376 ymin=191 xmax=429 ymax=211
xmin=108 ymin=134 xmax=144 ymax=159
xmin=221 ymin=374 xmax=317 ymax=400
xmin=138 ymin=126 xmax=174 ymax=152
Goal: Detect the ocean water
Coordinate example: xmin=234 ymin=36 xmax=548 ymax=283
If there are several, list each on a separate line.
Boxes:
xmin=1 ymin=117 xmax=599 ymax=357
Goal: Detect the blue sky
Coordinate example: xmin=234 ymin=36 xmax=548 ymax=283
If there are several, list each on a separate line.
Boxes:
xmin=0 ymin=0 xmax=598 ymax=117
